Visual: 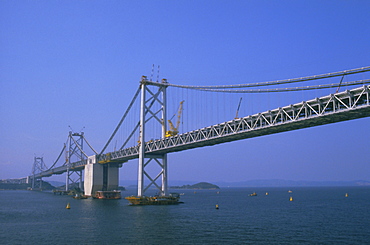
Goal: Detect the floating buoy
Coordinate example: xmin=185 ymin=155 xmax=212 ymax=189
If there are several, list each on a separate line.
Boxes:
xmin=289 ymin=196 xmax=293 ymax=202
xmin=345 ymin=193 xmax=348 ymax=197
xmin=215 ymin=204 xmax=219 ymax=209
xmin=265 ymin=192 xmax=269 ymax=196
xmin=66 ymin=203 xmax=71 ymax=209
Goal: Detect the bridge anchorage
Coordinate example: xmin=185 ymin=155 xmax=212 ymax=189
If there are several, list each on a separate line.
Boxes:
xmin=28 ymin=66 xmax=370 ymax=203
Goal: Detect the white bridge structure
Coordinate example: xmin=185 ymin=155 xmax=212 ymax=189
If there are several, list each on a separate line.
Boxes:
xmin=28 ymin=67 xmax=370 ymax=197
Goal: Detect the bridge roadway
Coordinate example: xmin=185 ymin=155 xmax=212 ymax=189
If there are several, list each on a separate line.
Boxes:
xmin=32 ymin=85 xmax=370 ymax=179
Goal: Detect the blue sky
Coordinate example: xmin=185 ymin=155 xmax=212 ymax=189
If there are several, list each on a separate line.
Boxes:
xmin=1 ymin=1 xmax=369 ymax=184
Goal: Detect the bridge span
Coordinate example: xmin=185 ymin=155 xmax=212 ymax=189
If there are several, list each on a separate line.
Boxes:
xmin=27 ymin=67 xmax=370 ymax=198
xmin=102 ymin=85 xmax=370 ymax=162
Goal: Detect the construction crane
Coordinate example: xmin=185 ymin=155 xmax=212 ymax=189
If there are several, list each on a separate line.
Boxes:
xmin=165 ymin=100 xmax=184 ymax=137
xmin=235 ymin=97 xmax=242 ymax=119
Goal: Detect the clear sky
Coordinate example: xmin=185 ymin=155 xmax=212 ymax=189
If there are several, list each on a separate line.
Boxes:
xmin=1 ymin=0 xmax=369 ymax=184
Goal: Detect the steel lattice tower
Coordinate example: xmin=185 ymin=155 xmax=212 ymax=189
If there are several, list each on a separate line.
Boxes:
xmin=138 ymin=76 xmax=169 ymax=197
xmin=65 ymin=131 xmax=84 ymax=191
xmin=31 ymin=156 xmax=47 ymax=189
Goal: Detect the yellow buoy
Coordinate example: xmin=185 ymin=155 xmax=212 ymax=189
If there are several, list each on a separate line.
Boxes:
xmin=345 ymin=193 xmax=348 ymax=197
xmin=289 ymin=196 xmax=293 ymax=201
xmin=66 ymin=203 xmax=71 ymax=209
xmin=215 ymin=204 xmax=219 ymax=209
xmin=265 ymin=192 xmax=269 ymax=195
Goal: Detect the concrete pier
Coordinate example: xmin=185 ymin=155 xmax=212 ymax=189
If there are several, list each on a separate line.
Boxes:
xmin=84 ymin=155 xmax=119 ymax=196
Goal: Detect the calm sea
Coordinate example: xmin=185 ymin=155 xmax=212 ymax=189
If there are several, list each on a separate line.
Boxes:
xmin=0 ymin=186 xmax=369 ymax=245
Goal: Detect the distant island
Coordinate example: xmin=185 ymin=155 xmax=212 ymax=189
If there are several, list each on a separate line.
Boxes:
xmin=212 ymin=179 xmax=370 ymax=187
xmin=0 ymin=180 xmax=55 ymax=190
xmin=170 ymin=182 xmax=220 ymax=189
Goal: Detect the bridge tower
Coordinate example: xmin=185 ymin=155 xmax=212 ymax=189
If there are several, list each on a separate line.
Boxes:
xmin=31 ymin=156 xmax=47 ymax=189
xmin=137 ymin=76 xmax=169 ymax=197
xmin=65 ymin=131 xmax=84 ymax=191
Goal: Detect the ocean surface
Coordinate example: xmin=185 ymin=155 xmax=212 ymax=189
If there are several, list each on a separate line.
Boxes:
xmin=1 ymin=186 xmax=369 ymax=245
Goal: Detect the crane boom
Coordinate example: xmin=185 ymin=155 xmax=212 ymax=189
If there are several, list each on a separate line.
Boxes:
xmin=166 ymin=100 xmax=184 ymax=137
xmin=235 ymin=97 xmax=242 ymax=119
xmin=175 ymin=100 xmax=184 ymax=129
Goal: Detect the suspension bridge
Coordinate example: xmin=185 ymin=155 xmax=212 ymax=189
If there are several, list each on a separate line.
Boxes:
xmin=27 ymin=66 xmax=370 ymax=198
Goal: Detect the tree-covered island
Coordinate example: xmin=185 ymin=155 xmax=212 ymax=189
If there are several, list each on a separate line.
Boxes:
xmin=170 ymin=182 xmax=220 ymax=189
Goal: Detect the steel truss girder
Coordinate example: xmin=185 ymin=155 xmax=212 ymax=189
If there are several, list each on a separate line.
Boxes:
xmin=32 ymin=85 xmax=370 ymax=180
xmin=107 ymin=85 xmax=370 ymax=161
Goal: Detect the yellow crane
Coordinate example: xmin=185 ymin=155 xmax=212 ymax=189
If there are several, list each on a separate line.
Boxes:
xmin=165 ymin=100 xmax=184 ymax=137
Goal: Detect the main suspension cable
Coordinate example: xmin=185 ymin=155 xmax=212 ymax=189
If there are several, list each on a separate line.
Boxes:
xmin=100 ymin=86 xmax=141 ymax=154
xmin=186 ymin=79 xmax=370 ymax=93
xmin=160 ymin=66 xmax=370 ymax=89
xmin=46 ymin=143 xmax=66 ymax=171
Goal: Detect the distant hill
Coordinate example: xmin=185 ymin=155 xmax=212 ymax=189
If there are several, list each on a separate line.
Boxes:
xmin=213 ymin=179 xmax=370 ymax=187
xmin=0 ymin=183 xmax=31 ymax=190
xmin=0 ymin=181 xmax=55 ymax=190
xmin=48 ymin=181 xmax=65 ymax=187
xmin=171 ymin=182 xmax=220 ymax=189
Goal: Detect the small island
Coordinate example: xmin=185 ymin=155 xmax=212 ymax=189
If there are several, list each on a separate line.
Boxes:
xmin=170 ymin=182 xmax=220 ymax=190
xmin=0 ymin=180 xmax=55 ymax=190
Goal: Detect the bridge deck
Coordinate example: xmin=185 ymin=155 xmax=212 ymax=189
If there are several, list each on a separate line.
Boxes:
xmin=31 ymin=85 xmax=370 ymax=179
xmin=105 ymin=85 xmax=370 ymax=162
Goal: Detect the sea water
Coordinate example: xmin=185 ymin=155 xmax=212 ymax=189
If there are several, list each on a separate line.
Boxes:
xmin=0 ymin=186 xmax=369 ymax=244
